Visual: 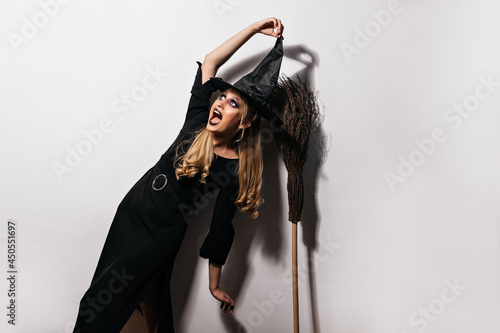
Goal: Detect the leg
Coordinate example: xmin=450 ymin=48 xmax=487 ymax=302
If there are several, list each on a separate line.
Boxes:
xmin=140 ymin=277 xmax=162 ymax=333
xmin=139 ymin=224 xmax=185 ymax=333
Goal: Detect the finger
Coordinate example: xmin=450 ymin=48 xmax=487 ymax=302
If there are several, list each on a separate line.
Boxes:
xmin=223 ymin=294 xmax=234 ymax=306
xmin=220 ymin=301 xmax=224 ymax=309
xmin=259 ymin=18 xmax=272 ymax=32
xmin=270 ymin=17 xmax=278 ymax=36
xmin=229 ymin=305 xmax=235 ymax=315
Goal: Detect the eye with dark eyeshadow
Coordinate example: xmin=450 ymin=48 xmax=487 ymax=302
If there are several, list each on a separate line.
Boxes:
xmin=219 ymin=93 xmax=239 ymax=108
xmin=229 ymin=99 xmax=239 ymax=108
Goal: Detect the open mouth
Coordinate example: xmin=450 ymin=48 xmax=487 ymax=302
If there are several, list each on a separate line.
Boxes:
xmin=209 ymin=108 xmax=222 ymax=125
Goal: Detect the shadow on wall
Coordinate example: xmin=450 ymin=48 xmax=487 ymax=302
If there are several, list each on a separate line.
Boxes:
xmin=122 ymin=44 xmax=327 ymax=333
xmin=301 ymin=90 xmax=329 ymax=333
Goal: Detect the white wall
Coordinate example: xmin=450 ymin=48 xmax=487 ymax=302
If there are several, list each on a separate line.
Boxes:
xmin=1 ymin=0 xmax=499 ymax=332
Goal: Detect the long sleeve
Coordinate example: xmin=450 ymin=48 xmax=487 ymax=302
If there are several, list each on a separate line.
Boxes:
xmin=199 ymin=181 xmax=239 ymax=266
xmin=182 ymin=61 xmax=218 ymax=134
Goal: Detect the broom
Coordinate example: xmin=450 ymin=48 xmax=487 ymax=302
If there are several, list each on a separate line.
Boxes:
xmin=269 ymin=74 xmax=318 ymax=333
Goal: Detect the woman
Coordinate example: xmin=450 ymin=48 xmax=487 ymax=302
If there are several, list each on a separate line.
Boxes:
xmin=73 ymin=17 xmax=284 ymax=333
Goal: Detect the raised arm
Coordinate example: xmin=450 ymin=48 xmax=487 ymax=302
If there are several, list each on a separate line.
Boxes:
xmin=200 ymin=17 xmax=284 ymax=84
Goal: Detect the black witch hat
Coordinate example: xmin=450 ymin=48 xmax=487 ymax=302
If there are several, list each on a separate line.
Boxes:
xmin=210 ymin=37 xmax=284 ymax=125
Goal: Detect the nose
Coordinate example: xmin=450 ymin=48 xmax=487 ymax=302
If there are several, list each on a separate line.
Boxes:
xmin=216 ymin=99 xmax=229 ymax=110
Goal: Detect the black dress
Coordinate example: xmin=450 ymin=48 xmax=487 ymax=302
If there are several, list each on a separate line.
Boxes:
xmin=73 ymin=62 xmax=239 ymax=333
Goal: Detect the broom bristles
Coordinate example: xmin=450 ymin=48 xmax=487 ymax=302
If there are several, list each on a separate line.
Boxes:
xmin=269 ymin=75 xmax=318 ymax=222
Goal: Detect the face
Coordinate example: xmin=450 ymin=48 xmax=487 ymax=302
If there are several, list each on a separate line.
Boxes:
xmin=206 ymin=89 xmax=251 ymax=136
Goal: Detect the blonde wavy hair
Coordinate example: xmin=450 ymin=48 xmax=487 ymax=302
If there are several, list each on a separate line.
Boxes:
xmin=174 ymin=93 xmax=264 ymax=218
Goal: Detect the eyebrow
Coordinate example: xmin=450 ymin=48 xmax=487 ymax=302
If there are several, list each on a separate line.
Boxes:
xmin=223 ymin=91 xmax=241 ymax=101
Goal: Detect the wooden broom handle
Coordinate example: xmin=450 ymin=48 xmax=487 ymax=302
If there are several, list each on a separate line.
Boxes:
xmin=292 ymin=222 xmax=299 ymax=333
